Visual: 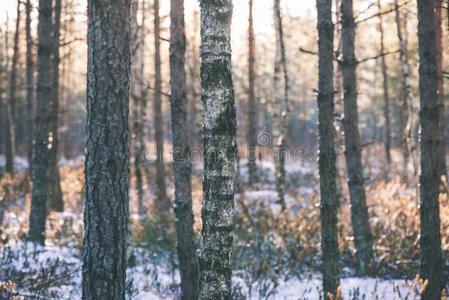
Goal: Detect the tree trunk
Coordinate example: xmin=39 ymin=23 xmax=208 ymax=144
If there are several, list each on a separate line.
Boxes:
xmin=417 ymin=0 xmax=444 ymax=298
xmin=340 ymin=0 xmax=374 ymax=276
xmin=377 ymin=0 xmax=391 ymax=165
xmin=435 ymin=0 xmax=447 ymax=182
xmin=25 ymin=0 xmax=34 ymax=173
xmin=273 ymin=0 xmax=289 ymax=209
xmin=47 ymin=0 xmax=64 ymax=212
xmin=198 ymin=0 xmax=236 ymax=298
xmin=28 ymin=0 xmax=53 ymax=245
xmin=247 ymin=0 xmax=258 ymax=185
xmin=169 ymin=1 xmax=200 ymax=298
xmin=5 ymin=0 xmax=20 ymax=175
xmin=394 ymin=0 xmax=412 ymax=174
xmin=82 ymin=0 xmax=131 ymax=298
xmin=316 ymin=0 xmax=340 ymax=297
xmin=131 ymin=0 xmax=145 ymax=214
xmin=153 ymin=0 xmax=168 ymax=211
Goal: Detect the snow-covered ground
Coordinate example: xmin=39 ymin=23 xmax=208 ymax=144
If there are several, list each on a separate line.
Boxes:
xmin=0 ymin=240 xmax=421 ymax=300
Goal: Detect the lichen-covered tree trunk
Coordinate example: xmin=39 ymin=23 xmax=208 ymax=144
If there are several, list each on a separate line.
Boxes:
xmin=272 ymin=0 xmax=289 ymax=208
xmin=435 ymin=0 xmax=447 ymax=182
xmin=377 ymin=0 xmax=391 ymax=165
xmin=394 ymin=0 xmax=412 ymax=174
xmin=316 ymin=0 xmax=340 ymax=297
xmin=28 ymin=0 xmax=53 ymax=245
xmin=82 ymin=0 xmax=131 ymax=298
xmin=340 ymin=0 xmax=374 ymax=276
xmin=5 ymin=0 xmax=20 ymax=175
xmin=417 ymin=1 xmax=444 ymax=298
xmin=47 ymin=0 xmax=64 ymax=212
xmin=170 ymin=1 xmax=200 ymax=298
xmin=247 ymin=0 xmax=258 ymax=185
xmin=199 ymin=0 xmax=236 ymax=298
xmin=153 ymin=0 xmax=168 ymax=211
xmin=25 ymin=0 xmax=34 ymax=173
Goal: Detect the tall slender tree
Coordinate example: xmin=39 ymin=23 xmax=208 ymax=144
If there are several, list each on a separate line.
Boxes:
xmin=28 ymin=0 xmax=53 ymax=244
xmin=316 ymin=0 xmax=340 ymax=297
xmin=153 ymin=0 xmax=168 ymax=211
xmin=5 ymin=0 xmax=21 ymax=175
xmin=198 ymin=0 xmax=236 ymax=298
xmin=340 ymin=0 xmax=374 ymax=275
xmin=417 ymin=0 xmax=444 ymax=298
xmin=272 ymin=0 xmax=290 ymax=208
xmin=82 ymin=0 xmax=131 ymax=298
xmin=377 ymin=0 xmax=392 ymax=165
xmin=170 ymin=1 xmax=200 ymax=298
xmin=247 ymin=0 xmax=258 ymax=185
xmin=47 ymin=0 xmax=64 ymax=212
xmin=394 ymin=0 xmax=412 ymax=174
xmin=25 ymin=0 xmax=34 ymax=171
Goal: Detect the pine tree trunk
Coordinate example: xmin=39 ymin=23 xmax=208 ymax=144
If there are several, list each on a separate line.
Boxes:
xmin=28 ymin=0 xmax=53 ymax=245
xmin=153 ymin=0 xmax=168 ymax=211
xmin=316 ymin=0 xmax=340 ymax=297
xmin=199 ymin=0 xmax=236 ymax=298
xmin=47 ymin=0 xmax=64 ymax=212
xmin=170 ymin=1 xmax=200 ymax=298
xmin=394 ymin=0 xmax=412 ymax=174
xmin=247 ymin=0 xmax=258 ymax=185
xmin=273 ymin=0 xmax=289 ymax=209
xmin=25 ymin=0 xmax=34 ymax=173
xmin=435 ymin=0 xmax=447 ymax=182
xmin=377 ymin=0 xmax=391 ymax=165
xmin=417 ymin=0 xmax=444 ymax=298
xmin=5 ymin=0 xmax=20 ymax=175
xmin=82 ymin=0 xmax=131 ymax=298
xmin=340 ymin=0 xmax=374 ymax=276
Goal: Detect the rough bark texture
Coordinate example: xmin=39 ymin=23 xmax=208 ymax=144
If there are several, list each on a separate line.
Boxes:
xmin=28 ymin=0 xmax=53 ymax=245
xmin=170 ymin=1 xmax=200 ymax=298
xmin=247 ymin=0 xmax=258 ymax=185
xmin=340 ymin=0 xmax=374 ymax=276
xmin=316 ymin=0 xmax=340 ymax=297
xmin=417 ymin=0 xmax=444 ymax=298
xmin=48 ymin=0 xmax=64 ymax=212
xmin=5 ymin=0 xmax=20 ymax=175
xmin=435 ymin=0 xmax=447 ymax=182
xmin=377 ymin=0 xmax=391 ymax=165
xmin=153 ymin=0 xmax=168 ymax=211
xmin=199 ymin=0 xmax=236 ymax=298
xmin=273 ymin=0 xmax=289 ymax=208
xmin=394 ymin=0 xmax=412 ymax=174
xmin=82 ymin=0 xmax=131 ymax=298
xmin=25 ymin=0 xmax=34 ymax=172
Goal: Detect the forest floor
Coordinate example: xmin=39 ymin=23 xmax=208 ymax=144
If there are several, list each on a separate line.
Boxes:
xmin=0 ymin=145 xmax=448 ymax=299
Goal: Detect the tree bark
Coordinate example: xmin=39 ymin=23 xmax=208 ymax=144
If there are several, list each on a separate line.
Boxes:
xmin=82 ymin=0 xmax=131 ymax=298
xmin=170 ymin=1 xmax=200 ymax=298
xmin=28 ymin=0 xmax=53 ymax=245
xmin=199 ymin=0 xmax=236 ymax=298
xmin=153 ymin=0 xmax=168 ymax=211
xmin=247 ymin=0 xmax=258 ymax=185
xmin=316 ymin=0 xmax=340 ymax=297
xmin=394 ymin=0 xmax=412 ymax=174
xmin=25 ymin=0 xmax=34 ymax=173
xmin=273 ymin=0 xmax=289 ymax=209
xmin=417 ymin=0 xmax=444 ymax=298
xmin=340 ymin=0 xmax=374 ymax=276
xmin=435 ymin=0 xmax=447 ymax=182
xmin=47 ymin=0 xmax=64 ymax=212
xmin=377 ymin=0 xmax=392 ymax=165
